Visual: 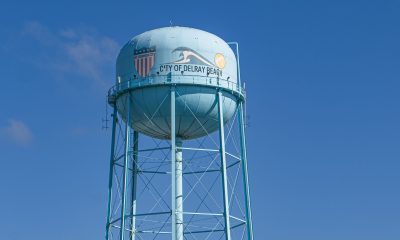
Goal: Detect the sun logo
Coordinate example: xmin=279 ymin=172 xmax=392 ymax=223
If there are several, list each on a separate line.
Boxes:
xmin=214 ymin=53 xmax=226 ymax=69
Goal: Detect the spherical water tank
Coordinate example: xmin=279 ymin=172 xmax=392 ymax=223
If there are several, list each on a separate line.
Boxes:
xmin=110 ymin=26 xmax=243 ymax=140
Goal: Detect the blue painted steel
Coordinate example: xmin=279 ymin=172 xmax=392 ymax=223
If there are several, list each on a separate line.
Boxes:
xmin=105 ymin=27 xmax=255 ymax=240
xmin=175 ymin=138 xmax=183 ymax=240
xmin=238 ymin=102 xmax=254 ymax=240
xmin=238 ymin=101 xmax=254 ymax=240
xmin=120 ymin=94 xmax=132 ymax=240
xmin=113 ymin=27 xmax=240 ymax=140
xmin=130 ymin=131 xmax=139 ymax=240
xmin=217 ymin=91 xmax=232 ymax=240
xmin=170 ymin=87 xmax=177 ymax=240
xmin=105 ymin=106 xmax=118 ymax=240
xmin=227 ymin=42 xmax=242 ymax=93
xmin=231 ymin=41 xmax=254 ymax=240
xmin=117 ymin=27 xmax=237 ymax=86
xmin=115 ymin=84 xmax=239 ymax=140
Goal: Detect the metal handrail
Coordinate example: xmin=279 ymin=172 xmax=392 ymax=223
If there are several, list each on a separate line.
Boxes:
xmin=107 ymin=74 xmax=245 ymax=98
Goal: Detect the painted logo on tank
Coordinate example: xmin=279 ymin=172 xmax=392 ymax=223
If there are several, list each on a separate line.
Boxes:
xmin=170 ymin=47 xmax=225 ymax=69
xmin=214 ymin=53 xmax=226 ymax=69
xmin=170 ymin=47 xmax=215 ymax=66
xmin=134 ymin=47 xmax=156 ymax=77
xmin=159 ymin=47 xmax=225 ymax=76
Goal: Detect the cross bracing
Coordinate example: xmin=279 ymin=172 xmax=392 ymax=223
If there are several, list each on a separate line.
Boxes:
xmin=105 ymin=85 xmax=253 ymax=240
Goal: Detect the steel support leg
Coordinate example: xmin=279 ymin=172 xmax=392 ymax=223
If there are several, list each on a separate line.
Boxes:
xmin=106 ymin=106 xmax=118 ymax=240
xmin=238 ymin=101 xmax=254 ymax=240
xmin=171 ymin=87 xmax=184 ymax=240
xmin=175 ymin=138 xmax=183 ymax=240
xmin=130 ymin=131 xmax=139 ymax=240
xmin=171 ymin=87 xmax=177 ymax=240
xmin=120 ymin=94 xmax=132 ymax=240
xmin=217 ymin=91 xmax=232 ymax=240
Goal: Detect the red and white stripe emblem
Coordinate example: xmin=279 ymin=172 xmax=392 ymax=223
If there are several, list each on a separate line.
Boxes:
xmin=134 ymin=50 xmax=155 ymax=78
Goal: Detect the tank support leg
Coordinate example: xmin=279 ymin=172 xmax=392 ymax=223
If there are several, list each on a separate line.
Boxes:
xmin=175 ymin=138 xmax=183 ymax=240
xmin=120 ymin=93 xmax=132 ymax=240
xmin=106 ymin=105 xmax=118 ymax=240
xmin=130 ymin=131 xmax=139 ymax=240
xmin=171 ymin=87 xmax=184 ymax=240
xmin=217 ymin=91 xmax=232 ymax=240
xmin=238 ymin=101 xmax=254 ymax=240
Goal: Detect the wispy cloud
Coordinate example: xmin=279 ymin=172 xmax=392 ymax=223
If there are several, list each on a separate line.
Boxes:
xmin=21 ymin=21 xmax=119 ymax=89
xmin=1 ymin=119 xmax=33 ymax=146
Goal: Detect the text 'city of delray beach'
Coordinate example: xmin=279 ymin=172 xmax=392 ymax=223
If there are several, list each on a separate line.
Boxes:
xmin=159 ymin=64 xmax=222 ymax=76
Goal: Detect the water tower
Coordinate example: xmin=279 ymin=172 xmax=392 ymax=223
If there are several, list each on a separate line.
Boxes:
xmin=105 ymin=27 xmax=254 ymax=240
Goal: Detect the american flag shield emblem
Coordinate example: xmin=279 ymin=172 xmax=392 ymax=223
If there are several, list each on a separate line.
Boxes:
xmin=134 ymin=47 xmax=156 ymax=78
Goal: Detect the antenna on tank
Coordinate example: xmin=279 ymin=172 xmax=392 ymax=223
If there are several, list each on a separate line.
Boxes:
xmin=102 ymin=98 xmax=110 ymax=130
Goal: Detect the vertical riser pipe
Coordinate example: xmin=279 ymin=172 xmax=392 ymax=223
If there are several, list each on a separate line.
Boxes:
xmin=218 ymin=91 xmax=232 ymax=240
xmin=106 ymin=106 xmax=118 ymax=240
xmin=120 ymin=93 xmax=132 ymax=240
xmin=130 ymin=131 xmax=139 ymax=240
xmin=176 ymin=139 xmax=183 ymax=240
xmin=238 ymin=101 xmax=254 ymax=240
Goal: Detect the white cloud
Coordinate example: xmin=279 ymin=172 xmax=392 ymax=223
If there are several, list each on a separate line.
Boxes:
xmin=63 ymin=33 xmax=119 ymax=88
xmin=21 ymin=21 xmax=119 ymax=89
xmin=1 ymin=119 xmax=33 ymax=146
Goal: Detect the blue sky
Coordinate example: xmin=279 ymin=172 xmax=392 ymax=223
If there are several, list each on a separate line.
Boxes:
xmin=1 ymin=0 xmax=400 ymax=239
